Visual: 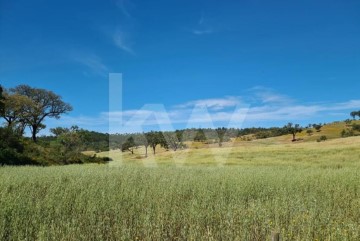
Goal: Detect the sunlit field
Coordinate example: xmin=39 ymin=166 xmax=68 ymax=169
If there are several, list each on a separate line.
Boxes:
xmin=1 ymin=136 xmax=360 ymax=240
xmin=98 ymin=135 xmax=360 ymax=168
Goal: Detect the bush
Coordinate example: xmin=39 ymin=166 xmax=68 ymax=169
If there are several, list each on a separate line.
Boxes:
xmin=255 ymin=131 xmax=271 ymax=139
xmin=317 ymin=135 xmax=327 ymax=142
xmin=352 ymin=124 xmax=360 ymax=132
xmin=341 ymin=129 xmax=354 ymax=138
xmin=313 ymin=124 xmax=322 ymax=132
xmin=0 ymin=128 xmax=35 ymax=165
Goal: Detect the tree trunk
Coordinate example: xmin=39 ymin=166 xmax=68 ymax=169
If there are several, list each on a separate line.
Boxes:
xmin=32 ymin=125 xmax=37 ymax=142
xmin=145 ymin=145 xmax=148 ymax=157
xmin=292 ymin=133 xmax=296 ymax=141
xmin=152 ymin=145 xmax=156 ymax=155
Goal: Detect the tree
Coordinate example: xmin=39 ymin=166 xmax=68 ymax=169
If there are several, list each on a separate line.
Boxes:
xmin=313 ymin=124 xmax=322 ymax=132
xmin=0 ymin=127 xmax=34 ymax=165
xmin=350 ymin=111 xmax=360 ymax=120
xmin=163 ymin=131 xmax=184 ymax=151
xmin=306 ymin=129 xmax=313 ymax=136
xmin=11 ymin=85 xmax=73 ymax=142
xmin=1 ymin=92 xmax=33 ymax=134
xmin=121 ymin=136 xmax=136 ymax=154
xmin=352 ymin=124 xmax=360 ymax=132
xmin=50 ymin=127 xmax=70 ymax=137
xmin=194 ymin=129 xmax=207 ymax=142
xmin=145 ymin=131 xmax=166 ymax=155
xmin=139 ymin=133 xmax=150 ymax=157
xmin=284 ymin=123 xmax=302 ymax=141
xmin=216 ymin=127 xmax=227 ymax=147
xmin=345 ymin=119 xmax=352 ymax=125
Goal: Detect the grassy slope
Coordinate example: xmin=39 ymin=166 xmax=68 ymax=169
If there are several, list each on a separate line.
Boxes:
xmin=2 ymin=120 xmax=360 ymax=240
xmin=96 ymin=120 xmax=360 ymax=167
xmin=1 ymin=153 xmax=360 ymax=240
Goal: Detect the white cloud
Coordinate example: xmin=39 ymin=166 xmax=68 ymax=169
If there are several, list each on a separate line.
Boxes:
xmin=116 ymin=0 xmax=132 ymax=18
xmin=176 ymin=96 xmax=241 ymax=110
xmin=247 ymin=86 xmax=293 ymax=104
xmin=113 ymin=30 xmax=134 ymax=54
xmin=46 ymin=89 xmax=360 ymax=133
xmin=72 ymin=54 xmax=110 ymax=77
xmin=191 ymin=13 xmax=214 ymax=35
xmin=192 ymin=29 xmax=214 ymax=35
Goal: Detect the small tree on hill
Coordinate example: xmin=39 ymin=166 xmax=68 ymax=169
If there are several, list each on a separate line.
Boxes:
xmin=344 ymin=119 xmax=352 ymax=125
xmin=306 ymin=129 xmax=313 ymax=136
xmin=145 ymin=131 xmax=166 ymax=155
xmin=121 ymin=136 xmax=136 ymax=154
xmin=138 ymin=133 xmax=150 ymax=157
xmin=216 ymin=127 xmax=227 ymax=147
xmin=285 ymin=123 xmax=303 ymax=141
xmin=194 ymin=129 xmax=207 ymax=142
xmin=313 ymin=124 xmax=323 ymax=132
xmin=163 ymin=131 xmax=183 ymax=151
xmin=350 ymin=111 xmax=360 ymax=120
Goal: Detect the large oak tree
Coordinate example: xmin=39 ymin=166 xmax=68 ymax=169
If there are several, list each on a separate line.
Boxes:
xmin=11 ymin=85 xmax=73 ymax=142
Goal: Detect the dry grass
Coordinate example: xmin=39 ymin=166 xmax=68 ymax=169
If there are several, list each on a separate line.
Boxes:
xmin=2 ymin=129 xmax=360 ymax=240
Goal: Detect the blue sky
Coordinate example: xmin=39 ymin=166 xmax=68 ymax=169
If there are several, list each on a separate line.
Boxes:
xmin=1 ymin=0 xmax=360 ymax=134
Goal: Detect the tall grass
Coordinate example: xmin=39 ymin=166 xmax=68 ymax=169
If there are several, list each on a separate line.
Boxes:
xmin=2 ymin=137 xmax=360 ymax=240
xmin=1 ymin=164 xmax=360 ymax=240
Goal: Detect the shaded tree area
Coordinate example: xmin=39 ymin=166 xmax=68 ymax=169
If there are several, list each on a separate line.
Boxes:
xmin=0 ymin=84 xmax=110 ymax=166
xmin=0 ymin=127 xmax=34 ymax=165
xmin=340 ymin=112 xmax=360 ymax=138
xmin=122 ymin=136 xmax=136 ymax=154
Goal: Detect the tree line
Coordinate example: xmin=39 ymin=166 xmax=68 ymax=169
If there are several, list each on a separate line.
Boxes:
xmin=1 ymin=85 xmax=72 ymax=142
xmin=0 ymin=84 xmax=109 ymax=165
xmin=6 ymin=84 xmax=356 ymax=165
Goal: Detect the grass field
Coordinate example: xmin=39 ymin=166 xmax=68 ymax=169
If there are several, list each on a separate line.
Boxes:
xmin=1 ymin=136 xmax=360 ymax=240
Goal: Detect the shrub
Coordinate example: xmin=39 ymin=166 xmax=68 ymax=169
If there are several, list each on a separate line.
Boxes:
xmin=0 ymin=128 xmax=36 ymax=165
xmin=352 ymin=124 xmax=360 ymax=132
xmin=341 ymin=129 xmax=354 ymax=138
xmin=317 ymin=135 xmax=327 ymax=142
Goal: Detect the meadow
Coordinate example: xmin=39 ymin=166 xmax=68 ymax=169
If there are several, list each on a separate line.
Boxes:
xmin=1 ymin=136 xmax=360 ymax=240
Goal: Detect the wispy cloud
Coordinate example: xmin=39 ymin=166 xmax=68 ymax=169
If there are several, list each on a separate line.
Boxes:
xmin=116 ymin=0 xmax=133 ymax=18
xmin=192 ymin=29 xmax=214 ymax=35
xmin=246 ymin=86 xmax=294 ymax=105
xmin=72 ymin=53 xmax=110 ymax=77
xmin=191 ymin=13 xmax=214 ymax=35
xmin=175 ymin=96 xmax=241 ymax=110
xmin=113 ymin=29 xmax=134 ymax=54
xmin=47 ymin=88 xmax=360 ymax=133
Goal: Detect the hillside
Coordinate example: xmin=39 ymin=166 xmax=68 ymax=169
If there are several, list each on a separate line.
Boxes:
xmin=95 ymin=120 xmax=360 ymax=166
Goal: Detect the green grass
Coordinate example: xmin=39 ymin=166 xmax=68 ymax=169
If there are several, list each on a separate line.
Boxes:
xmin=1 ymin=135 xmax=360 ymax=240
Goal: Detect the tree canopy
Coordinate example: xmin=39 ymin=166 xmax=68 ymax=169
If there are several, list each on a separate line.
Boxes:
xmin=284 ymin=123 xmax=303 ymax=141
xmin=10 ymin=85 xmax=73 ymax=142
